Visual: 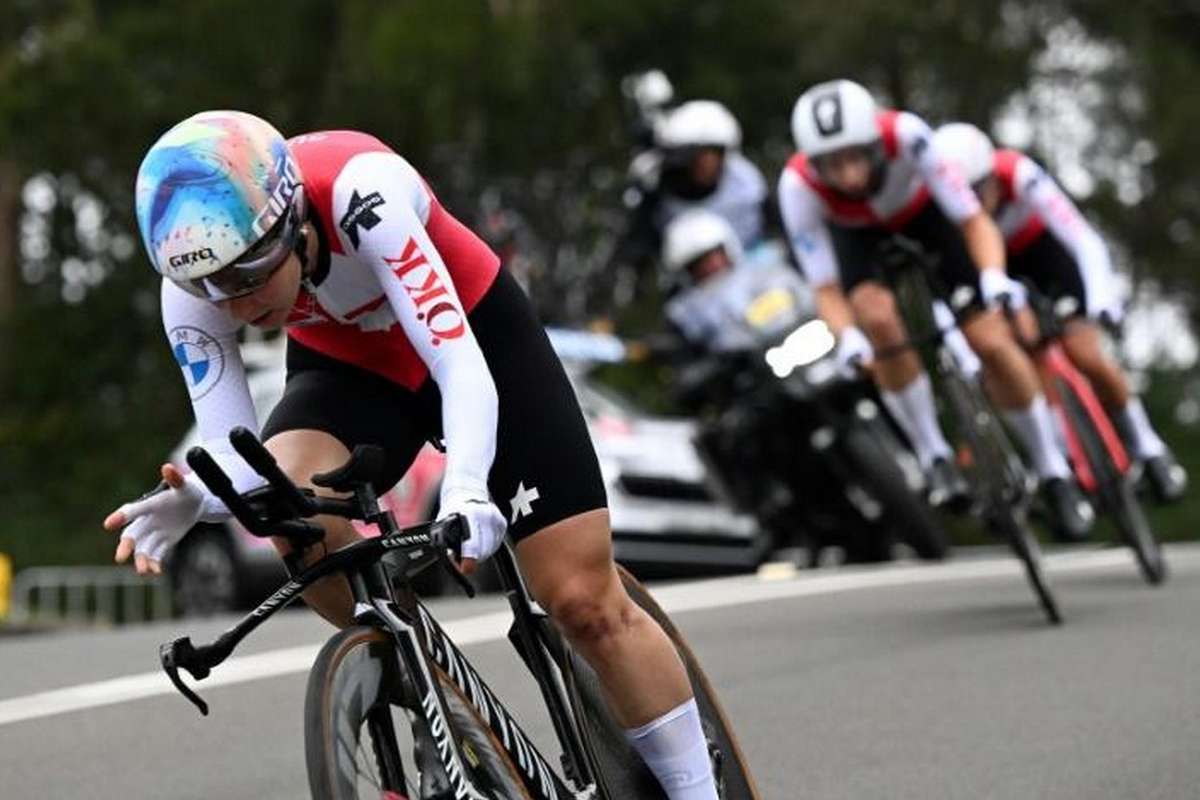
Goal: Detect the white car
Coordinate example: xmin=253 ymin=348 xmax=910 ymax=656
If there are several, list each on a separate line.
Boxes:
xmin=168 ymin=332 xmax=765 ymax=615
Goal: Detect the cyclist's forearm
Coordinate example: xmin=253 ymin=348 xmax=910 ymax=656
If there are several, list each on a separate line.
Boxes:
xmin=960 ymin=212 xmax=1007 ymax=272
xmin=814 ymin=283 xmax=857 ymax=335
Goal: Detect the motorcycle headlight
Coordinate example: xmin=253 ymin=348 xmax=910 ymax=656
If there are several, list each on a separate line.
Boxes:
xmin=765 ymin=319 xmax=836 ymax=379
xmin=804 ymin=359 xmax=838 ymax=386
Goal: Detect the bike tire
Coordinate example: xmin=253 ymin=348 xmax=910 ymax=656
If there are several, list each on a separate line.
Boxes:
xmin=305 ymin=626 xmax=535 ymax=800
xmin=993 ymin=510 xmax=1063 ymax=625
xmin=841 ymin=423 xmax=949 ymax=561
xmin=1057 ymin=379 xmax=1167 ymax=585
xmin=941 ymin=369 xmax=1063 ymax=625
xmin=557 ymin=566 xmax=760 ymax=799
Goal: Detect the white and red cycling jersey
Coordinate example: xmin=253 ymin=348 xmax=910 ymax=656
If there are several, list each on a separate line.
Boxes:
xmin=162 ymin=130 xmax=501 ymax=502
xmin=990 ymin=149 xmax=1117 ymax=316
xmin=777 ymin=109 xmax=981 ymax=286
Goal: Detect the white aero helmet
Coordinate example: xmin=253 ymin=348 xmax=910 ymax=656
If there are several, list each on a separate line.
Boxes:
xmin=656 ymin=100 xmax=742 ymax=150
xmin=932 ymin=122 xmax=996 ymax=185
xmin=628 ymin=69 xmax=675 ymax=111
xmin=791 ymin=79 xmax=879 ymax=158
xmin=662 ymin=209 xmax=744 ymax=273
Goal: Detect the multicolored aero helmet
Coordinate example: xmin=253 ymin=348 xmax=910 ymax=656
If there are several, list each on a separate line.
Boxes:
xmin=135 ymin=110 xmax=305 ymax=301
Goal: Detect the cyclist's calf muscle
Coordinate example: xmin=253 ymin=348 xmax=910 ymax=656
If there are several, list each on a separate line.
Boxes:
xmin=1060 ymin=321 xmax=1129 ymax=410
xmin=515 ymin=509 xmax=693 ymax=728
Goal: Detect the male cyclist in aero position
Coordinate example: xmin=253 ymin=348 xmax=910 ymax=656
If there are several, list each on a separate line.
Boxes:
xmin=777 ymin=79 xmax=1094 ymax=539
xmin=934 ymin=122 xmax=1188 ymax=502
xmin=101 ymin=111 xmax=720 ymax=799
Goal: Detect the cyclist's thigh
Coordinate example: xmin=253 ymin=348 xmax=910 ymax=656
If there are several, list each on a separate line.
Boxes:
xmin=901 ymin=202 xmax=984 ymax=311
xmin=266 ymin=428 xmax=352 ymax=486
xmin=465 ymin=270 xmax=608 ymax=545
xmin=829 ymin=222 xmax=889 ymax=294
xmin=1008 ymin=233 xmax=1088 ymax=318
xmin=261 ymin=337 xmax=435 ymax=493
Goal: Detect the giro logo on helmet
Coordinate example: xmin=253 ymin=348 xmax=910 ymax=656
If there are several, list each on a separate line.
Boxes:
xmin=384 ymin=238 xmax=466 ymax=347
xmin=167 ymin=247 xmax=218 ymax=269
xmin=251 ymin=153 xmax=302 ymax=239
xmin=813 ymin=93 xmax=844 ymax=137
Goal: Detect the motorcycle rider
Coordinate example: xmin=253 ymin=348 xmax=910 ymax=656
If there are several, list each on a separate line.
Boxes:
xmin=778 ymin=79 xmax=1094 ymax=538
xmin=617 ymin=99 xmax=770 ymax=276
xmin=934 ymin=121 xmax=1188 ymax=502
xmin=660 ymin=209 xmax=808 ymax=351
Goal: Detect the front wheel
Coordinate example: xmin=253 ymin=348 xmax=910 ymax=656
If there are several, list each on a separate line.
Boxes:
xmin=559 ymin=567 xmax=760 ymax=799
xmin=305 ymin=626 xmax=535 ymax=800
xmin=994 ymin=511 xmax=1062 ymax=625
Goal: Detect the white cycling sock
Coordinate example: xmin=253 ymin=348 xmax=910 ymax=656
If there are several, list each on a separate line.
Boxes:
xmin=1118 ymin=397 xmax=1167 ymax=459
xmin=625 ymin=698 xmax=718 ymax=800
xmin=1004 ymin=395 xmax=1070 ymax=480
xmin=881 ymin=373 xmax=954 ymax=470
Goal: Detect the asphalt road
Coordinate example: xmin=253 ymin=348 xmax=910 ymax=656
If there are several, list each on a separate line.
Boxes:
xmin=2 ymin=544 xmax=1199 ymax=799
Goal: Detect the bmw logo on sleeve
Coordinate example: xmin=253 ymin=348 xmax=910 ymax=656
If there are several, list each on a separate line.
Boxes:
xmin=169 ymin=325 xmax=226 ymax=401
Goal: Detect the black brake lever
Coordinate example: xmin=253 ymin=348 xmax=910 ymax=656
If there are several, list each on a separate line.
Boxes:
xmin=431 ymin=515 xmax=476 ymax=598
xmin=160 ymin=638 xmax=210 ymax=716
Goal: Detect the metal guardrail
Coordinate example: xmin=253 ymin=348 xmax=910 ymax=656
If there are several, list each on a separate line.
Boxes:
xmin=9 ymin=566 xmax=173 ymax=626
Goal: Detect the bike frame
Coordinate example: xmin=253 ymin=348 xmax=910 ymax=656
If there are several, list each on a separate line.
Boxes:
xmin=1007 ymin=300 xmax=1132 ymax=493
xmin=162 ymin=433 xmax=602 ymax=800
xmin=164 ymin=524 xmax=595 ymax=800
xmin=877 ymin=241 xmax=1033 ymax=512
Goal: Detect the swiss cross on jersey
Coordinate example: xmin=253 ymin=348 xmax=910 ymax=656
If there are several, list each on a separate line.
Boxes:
xmin=384 ymin=237 xmax=467 ymax=347
xmin=339 ymin=190 xmax=385 ymax=248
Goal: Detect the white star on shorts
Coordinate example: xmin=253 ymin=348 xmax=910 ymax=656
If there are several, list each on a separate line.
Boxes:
xmin=510 ymin=482 xmax=541 ymax=524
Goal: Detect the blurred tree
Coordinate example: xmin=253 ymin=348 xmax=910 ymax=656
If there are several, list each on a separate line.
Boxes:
xmin=0 ymin=0 xmax=1194 ymax=568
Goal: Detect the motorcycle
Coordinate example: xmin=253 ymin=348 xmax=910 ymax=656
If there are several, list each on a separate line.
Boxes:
xmin=665 ymin=254 xmax=949 ymax=565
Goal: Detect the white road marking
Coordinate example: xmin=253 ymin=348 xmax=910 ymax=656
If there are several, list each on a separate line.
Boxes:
xmin=0 ymin=545 xmax=1193 ymax=728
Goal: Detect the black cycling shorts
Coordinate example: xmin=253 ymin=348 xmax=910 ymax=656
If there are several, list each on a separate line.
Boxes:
xmin=830 ymin=201 xmax=984 ymax=311
xmin=261 ymin=270 xmax=608 ymax=543
xmin=1007 ymin=231 xmax=1089 ymax=318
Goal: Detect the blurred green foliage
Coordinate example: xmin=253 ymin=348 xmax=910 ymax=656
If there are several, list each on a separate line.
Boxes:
xmin=0 ymin=1 xmax=1197 ymax=568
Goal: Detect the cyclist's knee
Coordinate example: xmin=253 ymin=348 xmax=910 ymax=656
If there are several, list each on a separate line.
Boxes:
xmin=963 ymin=312 xmax=1015 ymax=365
xmin=851 ymin=284 xmax=904 ymax=345
xmin=544 ymin=568 xmax=634 ymax=647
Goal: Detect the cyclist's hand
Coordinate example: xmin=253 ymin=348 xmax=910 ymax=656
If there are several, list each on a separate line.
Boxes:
xmin=439 ymin=490 xmax=507 ymax=576
xmin=979 ymin=268 xmax=1027 ymax=310
xmin=103 ymin=464 xmax=204 ymax=575
xmin=835 ymin=325 xmax=874 ymax=375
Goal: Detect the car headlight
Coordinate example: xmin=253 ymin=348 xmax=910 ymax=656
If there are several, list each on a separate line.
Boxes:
xmin=765 ymin=319 xmax=836 ymax=379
